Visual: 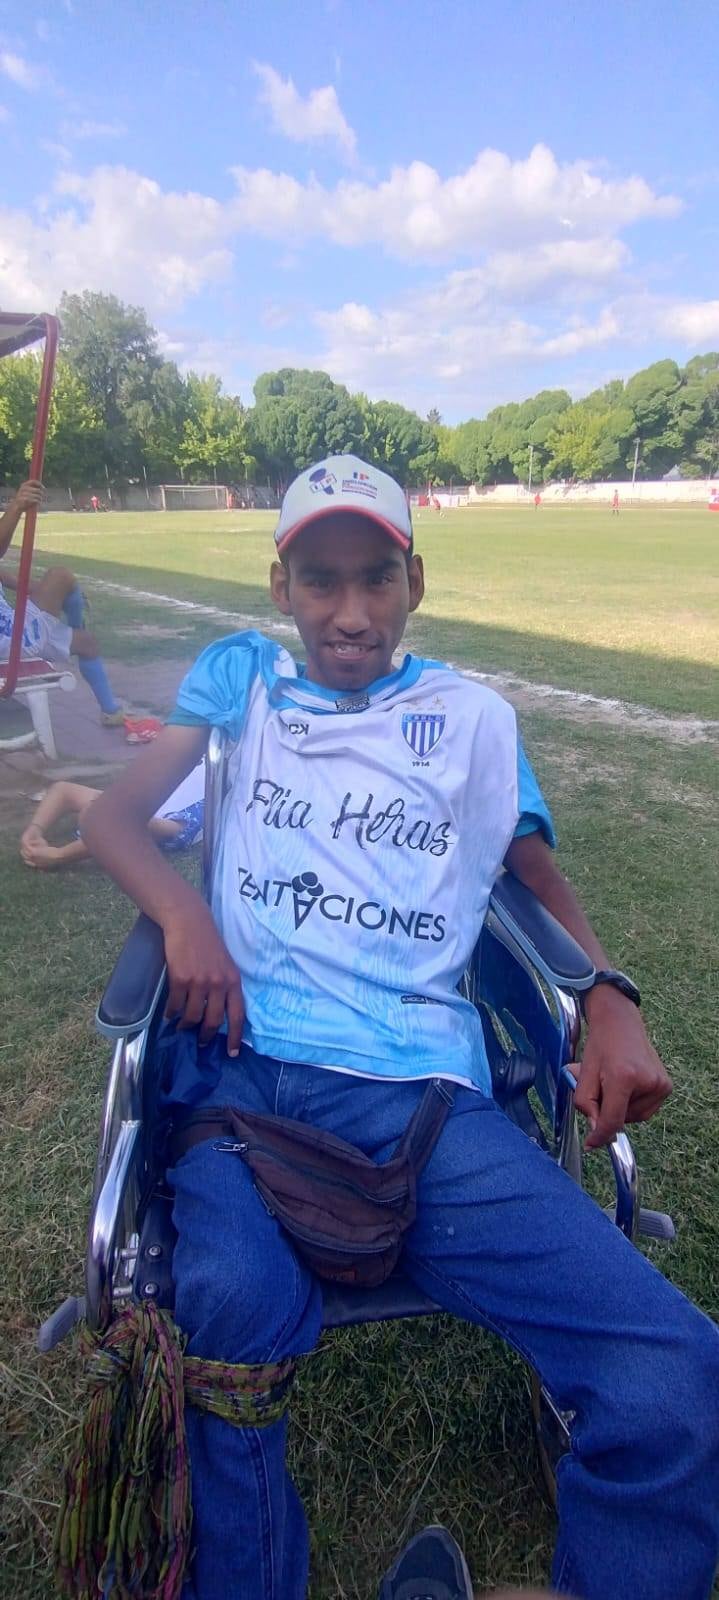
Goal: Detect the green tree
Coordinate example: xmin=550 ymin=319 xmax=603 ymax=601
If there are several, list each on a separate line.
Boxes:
xmin=251 ymin=368 xmax=373 ymax=483
xmin=0 ymin=351 xmax=38 ymax=482
xmin=58 ymin=290 xmax=160 ymax=474
xmin=122 ymin=362 xmax=191 ymax=481
xmin=178 ymin=373 xmax=253 ymax=481
xmin=0 ymin=350 xmax=104 ymax=487
xmin=449 ymin=419 xmax=493 ymax=483
xmin=546 ymin=401 xmax=635 ymax=480
xmin=366 ymin=400 xmax=438 ymax=483
xmin=45 ymin=358 xmax=104 ymax=485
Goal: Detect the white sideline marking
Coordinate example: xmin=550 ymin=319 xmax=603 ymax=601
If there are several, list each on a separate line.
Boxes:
xmin=448 ymin=665 xmax=718 ymax=744
xmin=82 ymin=575 xmax=719 ymax=744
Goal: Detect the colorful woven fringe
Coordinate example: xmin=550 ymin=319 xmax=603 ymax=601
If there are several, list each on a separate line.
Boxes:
xmin=55 ymin=1301 xmax=297 ymax=1600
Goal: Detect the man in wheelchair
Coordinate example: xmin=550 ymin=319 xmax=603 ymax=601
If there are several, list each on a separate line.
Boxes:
xmin=80 ymin=456 xmax=719 ymax=1600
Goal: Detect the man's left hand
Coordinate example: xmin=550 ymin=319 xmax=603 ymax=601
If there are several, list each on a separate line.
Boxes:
xmin=12 ymin=479 xmax=45 ymax=511
xmin=574 ymin=988 xmax=672 ymax=1149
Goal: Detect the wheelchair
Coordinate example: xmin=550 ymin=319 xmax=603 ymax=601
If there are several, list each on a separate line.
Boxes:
xmin=39 ymin=727 xmax=675 ymax=1502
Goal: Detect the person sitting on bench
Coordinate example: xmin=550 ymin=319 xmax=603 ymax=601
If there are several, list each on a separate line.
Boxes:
xmin=0 ymin=479 xmax=123 ymax=725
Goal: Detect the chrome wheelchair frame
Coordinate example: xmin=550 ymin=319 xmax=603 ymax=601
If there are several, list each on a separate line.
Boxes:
xmin=39 ymin=728 xmax=675 ymax=1489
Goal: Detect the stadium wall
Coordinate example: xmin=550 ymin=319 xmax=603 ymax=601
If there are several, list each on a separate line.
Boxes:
xmin=466 ymin=479 xmax=718 ymax=505
xmin=4 ymin=479 xmax=717 ymax=514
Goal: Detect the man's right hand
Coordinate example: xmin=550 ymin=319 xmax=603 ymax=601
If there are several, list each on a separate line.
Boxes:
xmin=163 ymin=909 xmax=245 ymax=1055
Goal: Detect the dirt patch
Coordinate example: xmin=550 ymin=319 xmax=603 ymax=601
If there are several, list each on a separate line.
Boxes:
xmin=527 ymin=745 xmax=626 ymax=792
xmin=528 ymin=744 xmax=716 ymax=812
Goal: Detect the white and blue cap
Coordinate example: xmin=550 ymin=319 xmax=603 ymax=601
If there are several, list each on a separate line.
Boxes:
xmin=275 ymin=454 xmax=413 ymax=556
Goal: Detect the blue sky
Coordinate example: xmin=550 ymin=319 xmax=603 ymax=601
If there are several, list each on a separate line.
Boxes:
xmin=1 ymin=0 xmax=718 ymax=421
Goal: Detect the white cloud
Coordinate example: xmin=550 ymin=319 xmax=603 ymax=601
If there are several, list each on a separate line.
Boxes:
xmin=231 ymin=143 xmax=680 ymax=260
xmin=0 ymin=146 xmax=705 ymax=417
xmin=540 ymin=308 xmax=621 ymax=357
xmin=39 ymin=138 xmax=71 ymax=163
xmin=65 ymin=118 xmax=127 ymax=140
xmin=253 ymin=62 xmax=357 ymax=162
xmin=0 ymin=166 xmax=233 ymax=312
xmin=0 ymin=104 xmax=11 ymax=123
xmin=0 ymin=51 xmax=41 ymax=90
xmin=657 ymin=299 xmax=719 ymax=344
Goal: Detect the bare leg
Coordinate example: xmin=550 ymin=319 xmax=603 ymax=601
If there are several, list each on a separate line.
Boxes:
xmin=149 ymin=816 xmax=184 ymax=842
xmin=20 ymin=781 xmax=100 ymax=869
xmin=27 ymin=565 xmax=79 ymax=619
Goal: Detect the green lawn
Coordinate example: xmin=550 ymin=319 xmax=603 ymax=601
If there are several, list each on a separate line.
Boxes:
xmin=1 ymin=503 xmax=718 ymax=1598
xmin=24 ymin=501 xmax=719 ymax=718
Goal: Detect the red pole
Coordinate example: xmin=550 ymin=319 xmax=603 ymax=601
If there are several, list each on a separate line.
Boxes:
xmin=0 ymin=315 xmax=59 ymax=699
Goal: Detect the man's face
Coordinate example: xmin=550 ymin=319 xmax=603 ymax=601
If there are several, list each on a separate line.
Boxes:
xmin=270 ymin=513 xmax=424 ymax=690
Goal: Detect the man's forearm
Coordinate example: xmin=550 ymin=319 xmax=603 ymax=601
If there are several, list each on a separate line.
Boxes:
xmin=522 ymin=861 xmax=608 ymax=967
xmin=0 ymin=502 xmax=22 ymax=558
xmin=504 ymin=833 xmax=636 ymax=1026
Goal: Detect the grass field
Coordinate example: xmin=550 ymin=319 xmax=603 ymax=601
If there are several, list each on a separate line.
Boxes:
xmin=1 ymin=503 xmax=718 ymax=1599
xmin=23 ymin=501 xmax=719 ymax=717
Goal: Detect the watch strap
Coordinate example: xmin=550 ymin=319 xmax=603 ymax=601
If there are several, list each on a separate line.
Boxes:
xmin=582 ymin=969 xmax=641 ymax=1016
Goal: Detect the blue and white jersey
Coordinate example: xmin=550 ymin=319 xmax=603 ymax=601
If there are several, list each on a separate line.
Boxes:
xmin=170 ymin=631 xmax=555 ymax=1094
xmin=0 ymin=583 xmax=42 ymax=659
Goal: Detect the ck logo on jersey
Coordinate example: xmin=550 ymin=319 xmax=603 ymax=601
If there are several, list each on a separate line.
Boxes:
xmin=401 ymin=711 xmax=446 ymax=758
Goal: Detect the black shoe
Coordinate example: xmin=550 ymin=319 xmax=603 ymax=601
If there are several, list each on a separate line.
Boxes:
xmin=378 ymin=1524 xmax=473 ymax=1600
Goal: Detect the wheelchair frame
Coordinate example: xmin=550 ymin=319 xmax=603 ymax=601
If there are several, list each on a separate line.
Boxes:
xmin=39 ymin=728 xmax=675 ymax=1480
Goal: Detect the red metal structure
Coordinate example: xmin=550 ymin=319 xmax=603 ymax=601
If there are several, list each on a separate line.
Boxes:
xmin=0 ymin=311 xmax=59 ymax=699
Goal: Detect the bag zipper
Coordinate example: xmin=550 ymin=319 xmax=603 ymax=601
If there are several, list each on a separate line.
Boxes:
xmin=213 ymin=1139 xmax=407 ymax=1208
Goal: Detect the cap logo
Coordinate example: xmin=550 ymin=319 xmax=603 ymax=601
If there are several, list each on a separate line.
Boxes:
xmin=309 ymin=466 xmax=336 ymax=496
xmin=341 ymin=474 xmax=378 ymax=500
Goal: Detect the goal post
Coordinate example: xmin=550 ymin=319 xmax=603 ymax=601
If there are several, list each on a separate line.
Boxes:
xmin=159 ymin=483 xmax=230 ymax=511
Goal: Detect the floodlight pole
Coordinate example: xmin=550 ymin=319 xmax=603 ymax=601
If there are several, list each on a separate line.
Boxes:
xmin=631 ymin=437 xmax=640 ymax=492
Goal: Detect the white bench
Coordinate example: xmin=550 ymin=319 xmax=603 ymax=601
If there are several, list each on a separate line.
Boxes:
xmin=0 ymin=658 xmax=75 ymax=760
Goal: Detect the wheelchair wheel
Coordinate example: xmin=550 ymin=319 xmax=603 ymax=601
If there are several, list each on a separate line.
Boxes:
xmin=529 ymin=1371 xmax=574 ymax=1508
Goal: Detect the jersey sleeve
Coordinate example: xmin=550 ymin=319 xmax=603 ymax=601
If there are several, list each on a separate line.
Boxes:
xmin=514 ymin=734 xmax=556 ymax=847
xmin=167 ymin=630 xmax=272 ymax=739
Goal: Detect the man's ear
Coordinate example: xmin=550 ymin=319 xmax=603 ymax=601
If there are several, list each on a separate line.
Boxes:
xmin=407 ymin=553 xmax=425 ymax=614
xmin=270 ymin=559 xmax=292 ymax=616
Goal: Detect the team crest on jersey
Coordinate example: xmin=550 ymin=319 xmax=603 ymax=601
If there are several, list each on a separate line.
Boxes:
xmin=401 ymin=711 xmax=446 ymax=757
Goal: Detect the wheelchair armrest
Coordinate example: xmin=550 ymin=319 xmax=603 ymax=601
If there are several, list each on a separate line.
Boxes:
xmin=488 ymin=871 xmax=595 ymax=993
xmin=96 ymin=913 xmax=167 ymax=1039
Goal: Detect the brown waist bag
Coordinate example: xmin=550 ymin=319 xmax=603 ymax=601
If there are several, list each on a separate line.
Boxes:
xmin=170 ymin=1077 xmax=454 ymax=1288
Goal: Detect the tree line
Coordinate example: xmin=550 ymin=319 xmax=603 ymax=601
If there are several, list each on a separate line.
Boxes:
xmin=1 ymin=291 xmax=718 ymax=492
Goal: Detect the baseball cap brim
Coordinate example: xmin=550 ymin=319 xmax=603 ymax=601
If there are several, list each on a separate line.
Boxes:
xmin=275 ymin=502 xmax=412 ymax=556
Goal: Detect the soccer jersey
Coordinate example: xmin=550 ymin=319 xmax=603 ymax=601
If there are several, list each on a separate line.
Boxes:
xmin=170 ymin=631 xmax=555 ymax=1094
xmin=0 ymin=583 xmax=73 ymax=663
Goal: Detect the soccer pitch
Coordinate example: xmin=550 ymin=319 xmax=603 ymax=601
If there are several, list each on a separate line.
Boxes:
xmin=32 ymin=500 xmax=719 ymax=718
xmin=1 ymin=501 xmax=718 ymax=1599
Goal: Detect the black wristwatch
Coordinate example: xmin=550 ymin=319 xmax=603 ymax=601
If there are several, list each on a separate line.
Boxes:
xmin=582 ymin=969 xmax=641 ymax=1015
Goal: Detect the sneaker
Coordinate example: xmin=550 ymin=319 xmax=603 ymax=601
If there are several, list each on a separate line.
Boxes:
xmin=378 ymin=1524 xmax=474 ymax=1600
xmin=101 ymin=707 xmax=126 ymax=727
xmin=122 ymin=715 xmax=164 ymax=743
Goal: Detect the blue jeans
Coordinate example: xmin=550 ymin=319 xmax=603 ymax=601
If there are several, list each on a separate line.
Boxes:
xmin=166 ymin=1044 xmax=719 ymax=1600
